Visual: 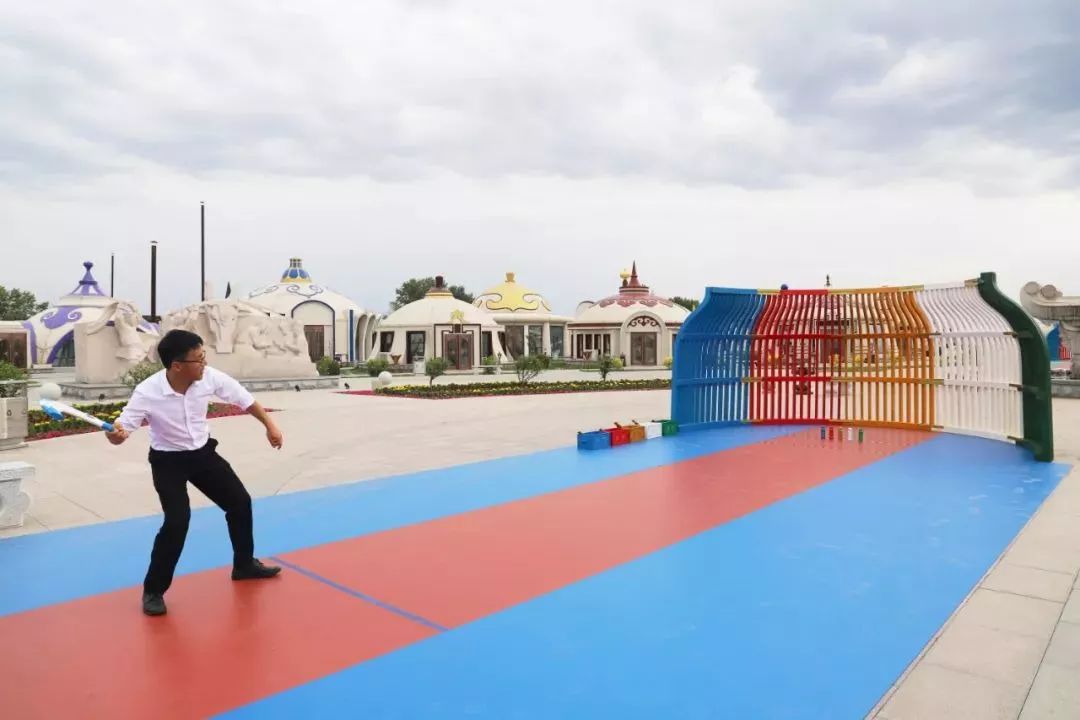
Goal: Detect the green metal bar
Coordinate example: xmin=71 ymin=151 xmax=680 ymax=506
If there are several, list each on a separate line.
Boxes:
xmin=977 ymin=271 xmax=1054 ymax=461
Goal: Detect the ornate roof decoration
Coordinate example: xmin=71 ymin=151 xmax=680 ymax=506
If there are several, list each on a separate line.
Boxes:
xmin=68 ymin=261 xmax=106 ymax=297
xmin=280 ymin=257 xmax=312 ymax=284
xmin=596 ymin=262 xmax=675 ymax=309
xmin=474 ymin=271 xmax=552 ymax=313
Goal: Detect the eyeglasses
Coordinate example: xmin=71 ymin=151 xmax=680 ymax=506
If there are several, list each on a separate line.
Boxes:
xmin=177 ymin=355 xmax=207 ymax=365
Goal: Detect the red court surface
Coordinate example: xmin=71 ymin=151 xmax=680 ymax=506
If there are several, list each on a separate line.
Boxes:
xmin=6 ymin=566 xmax=435 ymax=718
xmin=281 ymin=428 xmax=926 ymax=629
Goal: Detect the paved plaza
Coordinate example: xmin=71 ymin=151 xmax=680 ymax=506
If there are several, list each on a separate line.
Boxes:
xmin=3 ymin=373 xmax=1080 ymax=717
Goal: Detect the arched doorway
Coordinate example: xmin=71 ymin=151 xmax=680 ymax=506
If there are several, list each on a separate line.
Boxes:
xmin=626 ymin=315 xmax=661 ymax=366
xmin=292 ymin=301 xmax=335 ymax=362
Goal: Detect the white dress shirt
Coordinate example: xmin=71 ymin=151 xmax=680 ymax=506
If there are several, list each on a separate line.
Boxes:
xmin=117 ymin=366 xmax=256 ymax=451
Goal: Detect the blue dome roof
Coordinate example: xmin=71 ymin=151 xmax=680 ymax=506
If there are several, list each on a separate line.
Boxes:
xmin=280 ymin=258 xmax=312 ymax=283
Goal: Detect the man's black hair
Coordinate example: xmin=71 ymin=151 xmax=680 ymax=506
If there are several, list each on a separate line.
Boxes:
xmin=157 ymin=329 xmax=204 ymax=368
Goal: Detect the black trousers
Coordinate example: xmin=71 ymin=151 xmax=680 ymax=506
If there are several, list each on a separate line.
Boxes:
xmin=144 ymin=438 xmax=254 ymax=595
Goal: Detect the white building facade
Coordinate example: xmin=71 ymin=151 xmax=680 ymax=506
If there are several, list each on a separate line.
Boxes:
xmin=245 ymin=258 xmax=380 ymax=363
xmin=21 ymin=261 xmax=156 ymax=368
xmin=569 ymin=263 xmax=689 ymax=367
xmin=375 ymin=276 xmax=505 ymax=370
xmin=472 ymin=272 xmax=572 ymax=360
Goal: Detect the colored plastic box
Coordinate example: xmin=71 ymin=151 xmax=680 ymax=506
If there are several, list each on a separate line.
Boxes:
xmin=621 ymin=424 xmax=646 ymax=443
xmin=605 ymin=427 xmax=631 ymax=446
xmin=642 ymin=422 xmax=662 ymax=439
xmin=653 ymin=419 xmax=679 ymax=436
xmin=577 ymin=430 xmax=611 ymax=451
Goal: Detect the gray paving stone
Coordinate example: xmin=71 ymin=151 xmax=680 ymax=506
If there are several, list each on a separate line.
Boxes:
xmin=950 ymin=588 xmax=1062 ymax=641
xmin=879 ymin=662 xmax=1027 ymax=720
xmin=1042 ymin=621 xmax=1080 ymax=671
xmin=922 ymin=620 xmax=1047 ymax=686
xmin=982 ymin=563 xmax=1075 ymax=603
xmin=1019 ymin=662 xmax=1080 ymax=719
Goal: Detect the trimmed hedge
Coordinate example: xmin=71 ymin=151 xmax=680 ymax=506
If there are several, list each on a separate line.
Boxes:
xmin=28 ymin=401 xmax=272 ymax=441
xmin=373 ymin=378 xmax=671 ymax=399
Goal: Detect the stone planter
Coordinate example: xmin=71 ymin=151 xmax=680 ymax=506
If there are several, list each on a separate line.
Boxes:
xmin=0 ymin=396 xmax=28 ymax=451
xmin=0 ymin=461 xmax=33 ymax=528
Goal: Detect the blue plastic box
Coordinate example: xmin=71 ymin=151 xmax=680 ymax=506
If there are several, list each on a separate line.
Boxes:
xmin=577 ymin=430 xmax=611 ymax=450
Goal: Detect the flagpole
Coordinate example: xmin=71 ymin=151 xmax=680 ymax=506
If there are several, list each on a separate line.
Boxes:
xmin=200 ymin=201 xmax=205 ymax=301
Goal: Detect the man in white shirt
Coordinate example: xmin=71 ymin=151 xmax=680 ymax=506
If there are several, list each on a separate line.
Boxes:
xmin=106 ymin=329 xmax=284 ymax=616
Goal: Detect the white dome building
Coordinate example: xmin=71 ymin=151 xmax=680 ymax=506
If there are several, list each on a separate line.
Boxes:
xmin=21 ymin=261 xmax=157 ymax=367
xmin=245 ymin=258 xmax=380 ymax=363
xmin=472 ymin=272 xmax=572 ymax=359
xmin=375 ymin=275 xmax=504 ymax=370
xmin=569 ymin=262 xmax=689 ymax=367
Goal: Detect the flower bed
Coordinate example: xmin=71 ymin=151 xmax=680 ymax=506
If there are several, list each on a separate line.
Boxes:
xmin=28 ymin=401 xmax=275 ymax=441
xmin=372 ymin=378 xmax=671 ymax=399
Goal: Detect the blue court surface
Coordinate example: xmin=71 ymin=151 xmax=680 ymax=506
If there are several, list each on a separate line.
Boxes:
xmin=0 ymin=425 xmax=1069 ymax=719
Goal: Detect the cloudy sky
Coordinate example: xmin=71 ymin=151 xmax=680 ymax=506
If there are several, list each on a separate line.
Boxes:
xmin=3 ymin=0 xmax=1078 ymax=316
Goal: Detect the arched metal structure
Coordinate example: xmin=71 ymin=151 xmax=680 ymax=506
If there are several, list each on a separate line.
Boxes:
xmin=672 ymin=272 xmax=1053 ymax=461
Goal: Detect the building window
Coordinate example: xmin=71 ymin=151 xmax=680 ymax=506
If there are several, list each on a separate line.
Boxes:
xmin=482 ymin=331 xmax=493 ymax=359
xmin=527 ymin=325 xmax=542 ymax=356
xmin=380 ymin=331 xmax=394 ymax=353
xmin=406 ymin=331 xmax=425 ymax=363
xmin=304 ymin=325 xmax=326 ymax=362
xmin=550 ymin=326 xmax=564 ymax=357
xmin=0 ymin=333 xmax=27 ymax=369
xmin=505 ymin=326 xmax=525 ymax=359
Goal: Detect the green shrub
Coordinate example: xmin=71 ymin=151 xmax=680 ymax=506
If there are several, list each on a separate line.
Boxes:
xmin=317 ymin=356 xmax=341 ymax=376
xmin=481 ymin=355 xmax=498 ymax=374
xmin=425 ymin=357 xmax=449 ymax=385
xmin=374 ymin=378 xmax=670 ymax=398
xmin=598 ymin=355 xmax=622 ymax=380
xmin=0 ymin=360 xmax=27 ymax=398
xmin=121 ymin=359 xmax=161 ymax=389
xmin=365 ymin=358 xmax=390 ymax=376
xmin=515 ymin=355 xmax=545 ymax=384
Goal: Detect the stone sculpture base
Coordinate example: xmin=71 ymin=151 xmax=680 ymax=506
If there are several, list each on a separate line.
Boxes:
xmin=239 ymin=376 xmax=340 ymax=392
xmin=0 ymin=461 xmax=33 ymax=529
xmin=58 ymin=382 xmax=133 ymax=400
xmin=1052 ymin=379 xmax=1080 ymax=398
xmin=158 ymin=300 xmax=319 ymax=380
xmin=60 ymin=376 xmax=339 ymax=400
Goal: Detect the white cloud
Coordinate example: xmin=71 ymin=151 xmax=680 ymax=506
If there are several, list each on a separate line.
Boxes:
xmin=835 ymin=42 xmax=982 ymax=105
xmin=2 ymin=0 xmax=1079 ymax=318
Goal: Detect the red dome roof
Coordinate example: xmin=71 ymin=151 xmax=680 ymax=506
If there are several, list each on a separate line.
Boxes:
xmin=595 ymin=262 xmax=675 ymax=309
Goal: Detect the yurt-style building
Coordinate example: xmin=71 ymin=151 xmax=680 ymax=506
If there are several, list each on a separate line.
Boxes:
xmin=245 ymin=258 xmax=380 ymax=363
xmin=569 ymin=262 xmax=689 ymax=367
xmin=375 ymin=275 xmax=504 ymax=370
xmin=472 ymin=272 xmax=572 ymax=359
xmin=21 ymin=261 xmax=156 ymax=368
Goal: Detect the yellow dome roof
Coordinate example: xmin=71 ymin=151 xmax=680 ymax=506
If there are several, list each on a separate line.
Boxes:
xmin=474 ymin=272 xmax=552 ymax=314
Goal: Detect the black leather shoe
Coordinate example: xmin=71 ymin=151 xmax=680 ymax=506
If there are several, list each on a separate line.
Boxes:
xmin=232 ymin=558 xmax=282 ymax=581
xmin=142 ymin=592 xmax=166 ymax=616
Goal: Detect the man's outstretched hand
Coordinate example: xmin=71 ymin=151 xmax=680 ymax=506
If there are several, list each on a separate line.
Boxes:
xmin=246 ymin=401 xmax=282 ymax=449
xmin=105 ymin=426 xmax=129 ymax=445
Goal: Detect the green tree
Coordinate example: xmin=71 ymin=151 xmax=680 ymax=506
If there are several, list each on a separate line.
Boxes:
xmin=425 ymin=357 xmax=449 ymax=385
xmin=0 ymin=286 xmax=48 ymax=321
xmin=671 ymin=296 xmax=700 ymax=312
xmin=514 ymin=355 xmax=544 ymax=385
xmin=390 ymin=277 xmax=473 ymax=310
